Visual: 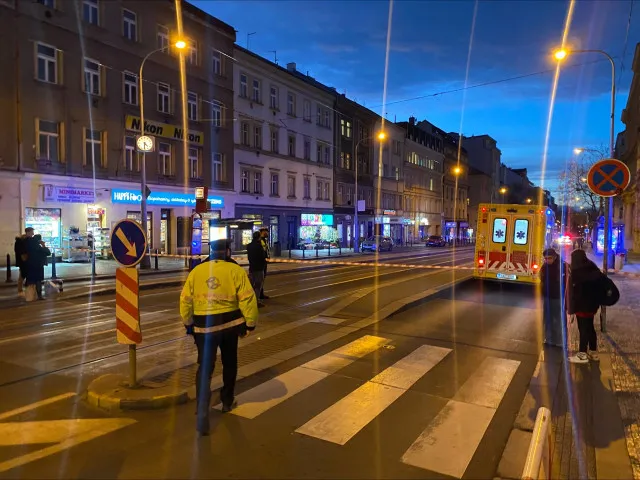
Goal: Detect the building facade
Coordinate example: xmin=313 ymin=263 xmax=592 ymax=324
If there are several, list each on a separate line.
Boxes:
xmin=462 ymin=134 xmax=503 ymax=203
xmin=0 ymin=0 xmax=236 ymax=258
xmin=619 ymin=42 xmax=640 ymax=253
xmin=396 ymin=118 xmax=444 ymax=241
xmin=232 ymin=48 xmax=334 ymax=251
xmin=372 ymin=119 xmax=405 ymax=242
xmin=333 ymin=95 xmax=379 ymax=247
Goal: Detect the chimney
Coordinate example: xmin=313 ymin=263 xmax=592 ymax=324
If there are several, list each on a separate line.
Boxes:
xmin=409 ymin=116 xmax=416 ymax=126
xmin=286 ymin=62 xmax=296 ymax=72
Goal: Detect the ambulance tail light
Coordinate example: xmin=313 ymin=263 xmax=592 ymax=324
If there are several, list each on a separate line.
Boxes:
xmin=532 ymin=263 xmax=540 ymax=273
xmin=478 ymin=253 xmax=485 ymax=267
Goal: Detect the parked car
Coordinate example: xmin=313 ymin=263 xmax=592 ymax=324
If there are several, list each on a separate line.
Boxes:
xmin=426 ymin=235 xmax=446 ymax=247
xmin=360 ymin=235 xmax=393 ymax=252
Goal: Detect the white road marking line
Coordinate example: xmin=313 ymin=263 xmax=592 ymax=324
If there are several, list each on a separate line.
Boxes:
xmin=296 ymin=345 xmax=451 ymax=445
xmin=218 ymin=335 xmax=389 ymax=419
xmin=401 ymin=356 xmax=520 ymax=478
xmin=0 ymin=418 xmax=136 ymax=474
xmin=0 ymin=392 xmax=76 ymax=421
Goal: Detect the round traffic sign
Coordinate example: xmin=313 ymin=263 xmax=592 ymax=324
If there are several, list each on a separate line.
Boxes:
xmin=587 ymin=159 xmax=630 ymax=197
xmin=110 ymin=219 xmax=147 ymax=267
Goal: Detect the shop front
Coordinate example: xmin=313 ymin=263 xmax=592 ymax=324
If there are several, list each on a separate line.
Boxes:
xmin=235 ymin=205 xmax=305 ymax=251
xmin=299 ymin=213 xmax=338 ymax=249
xmin=374 ymin=210 xmax=404 ymax=243
xmin=334 ymin=207 xmax=374 ymax=248
xmin=459 ymin=221 xmax=471 ymax=243
xmin=444 ymin=221 xmax=458 ymax=242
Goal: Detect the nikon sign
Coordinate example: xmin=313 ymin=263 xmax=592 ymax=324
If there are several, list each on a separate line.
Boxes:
xmin=125 ymin=115 xmax=204 ymax=145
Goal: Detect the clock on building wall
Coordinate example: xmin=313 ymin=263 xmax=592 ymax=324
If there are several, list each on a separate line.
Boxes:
xmin=136 ymin=135 xmax=155 ymax=152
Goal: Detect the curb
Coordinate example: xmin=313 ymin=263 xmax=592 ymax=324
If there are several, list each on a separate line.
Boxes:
xmin=85 ymin=374 xmax=189 ymax=412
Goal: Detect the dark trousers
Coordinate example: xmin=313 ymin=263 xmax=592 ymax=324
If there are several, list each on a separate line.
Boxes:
xmin=543 ymin=298 xmax=564 ymax=346
xmin=260 ymin=263 xmax=268 ymax=297
xmin=577 ymin=315 xmax=597 ymax=353
xmin=194 ymin=329 xmax=239 ymax=428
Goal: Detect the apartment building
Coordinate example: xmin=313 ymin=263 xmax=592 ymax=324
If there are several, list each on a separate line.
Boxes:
xmin=0 ymin=0 xmax=235 ymax=256
xmin=396 ymin=118 xmax=444 ymax=240
xmin=232 ymin=47 xmax=334 ymax=250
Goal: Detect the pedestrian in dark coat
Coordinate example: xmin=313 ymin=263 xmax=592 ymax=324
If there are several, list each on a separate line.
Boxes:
xmin=566 ymin=249 xmax=602 ymax=363
xmin=540 ymin=248 xmax=568 ymax=347
xmin=25 ymin=234 xmax=51 ymax=300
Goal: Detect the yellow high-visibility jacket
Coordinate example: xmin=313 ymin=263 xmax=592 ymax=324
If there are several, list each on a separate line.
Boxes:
xmin=180 ymin=259 xmax=258 ymax=333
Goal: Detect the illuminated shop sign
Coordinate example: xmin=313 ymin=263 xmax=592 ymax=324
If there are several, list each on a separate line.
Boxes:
xmin=301 ymin=213 xmax=334 ymax=226
xmin=111 ymin=189 xmax=224 ymax=208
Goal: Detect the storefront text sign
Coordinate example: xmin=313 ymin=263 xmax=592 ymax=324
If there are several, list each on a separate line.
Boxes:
xmin=111 ymin=189 xmax=224 ymax=208
xmin=44 ymin=185 xmax=96 ymax=203
xmin=125 ymin=115 xmax=204 ymax=146
xmin=301 ymin=214 xmax=334 ymax=226
xmin=383 ymin=209 xmax=397 ymax=216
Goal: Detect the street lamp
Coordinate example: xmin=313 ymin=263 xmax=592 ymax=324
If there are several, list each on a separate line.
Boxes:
xmin=138 ymin=39 xmax=186 ymax=268
xmin=353 ymin=131 xmax=386 ymax=252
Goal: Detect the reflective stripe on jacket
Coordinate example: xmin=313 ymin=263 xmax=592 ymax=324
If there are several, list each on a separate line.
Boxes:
xmin=180 ymin=259 xmax=258 ymax=332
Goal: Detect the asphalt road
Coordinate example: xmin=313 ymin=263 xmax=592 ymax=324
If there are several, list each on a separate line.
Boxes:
xmin=0 ymin=247 xmax=544 ymax=479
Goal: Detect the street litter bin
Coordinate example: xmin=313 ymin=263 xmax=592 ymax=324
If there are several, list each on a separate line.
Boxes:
xmin=274 ymin=241 xmax=282 ymax=257
xmin=615 ymin=253 xmax=625 ymax=271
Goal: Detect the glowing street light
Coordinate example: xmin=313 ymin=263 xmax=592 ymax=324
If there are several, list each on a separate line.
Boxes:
xmin=553 ymin=49 xmax=568 ymax=61
xmin=377 ymin=131 xmax=386 ymax=141
xmin=499 ymin=186 xmax=507 ymax=194
xmin=174 ymin=40 xmax=187 ymax=50
xmin=453 ymin=166 xmax=462 ymax=175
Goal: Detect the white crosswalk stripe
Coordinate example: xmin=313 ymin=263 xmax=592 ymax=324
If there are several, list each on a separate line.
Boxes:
xmin=295 ymin=345 xmax=451 ymax=445
xmin=219 ymin=335 xmax=522 ymax=479
xmin=400 ymin=356 xmax=520 ymax=478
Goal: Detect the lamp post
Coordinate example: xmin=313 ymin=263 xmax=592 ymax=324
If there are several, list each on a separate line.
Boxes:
xmin=555 ymin=47 xmax=615 ymax=332
xmin=353 ymin=131 xmax=386 ymax=252
xmin=138 ymin=40 xmax=185 ymax=268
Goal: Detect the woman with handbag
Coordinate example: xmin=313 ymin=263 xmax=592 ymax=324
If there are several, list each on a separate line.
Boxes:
xmin=566 ymin=249 xmax=602 ymax=363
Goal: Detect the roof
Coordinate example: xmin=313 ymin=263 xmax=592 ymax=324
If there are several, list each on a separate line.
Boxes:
xmin=183 ymin=0 xmax=236 ymax=37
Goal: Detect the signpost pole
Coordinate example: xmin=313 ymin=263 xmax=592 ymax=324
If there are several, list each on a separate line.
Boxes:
xmin=129 ymin=345 xmax=137 ymax=387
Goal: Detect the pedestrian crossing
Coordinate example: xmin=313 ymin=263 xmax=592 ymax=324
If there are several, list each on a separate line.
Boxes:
xmin=213 ymin=334 xmax=523 ymax=479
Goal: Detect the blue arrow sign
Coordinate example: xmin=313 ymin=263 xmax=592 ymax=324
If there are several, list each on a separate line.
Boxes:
xmin=110 ymin=219 xmax=147 ymax=267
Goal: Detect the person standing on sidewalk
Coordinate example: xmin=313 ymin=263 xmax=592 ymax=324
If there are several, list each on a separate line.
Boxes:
xmin=13 ymin=227 xmax=33 ymax=296
xmin=247 ymin=231 xmax=267 ymax=308
xmin=259 ymin=227 xmax=270 ymax=300
xmin=179 ymin=239 xmax=259 ymax=436
xmin=540 ymin=248 xmax=568 ymax=347
xmin=566 ymin=249 xmax=601 ymax=363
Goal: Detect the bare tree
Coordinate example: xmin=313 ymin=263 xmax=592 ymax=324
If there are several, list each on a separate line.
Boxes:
xmin=556 ymin=145 xmax=608 ymax=225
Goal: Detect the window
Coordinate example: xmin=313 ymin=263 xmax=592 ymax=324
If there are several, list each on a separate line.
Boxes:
xmin=323 ymin=109 xmax=330 ymax=128
xmin=123 ymin=71 xmax=138 ymax=105
xmin=287 ymin=92 xmax=296 ymax=116
xmin=323 ymin=182 xmax=330 ymax=200
xmin=316 ymin=180 xmax=322 ymax=200
xmin=340 ymin=152 xmax=351 ymax=170
xmin=271 ymin=129 xmax=279 ymax=153
xmin=324 ymin=145 xmax=330 ymax=165
xmin=157 ymin=82 xmax=170 ymax=113
xmin=84 ymin=129 xmax=103 ymax=167
xmin=36 ymin=43 xmax=57 ymax=84
xmin=122 ymin=9 xmax=137 ymax=41
xmin=252 ymin=79 xmax=261 ymax=103
xmin=303 ymin=177 xmax=311 ymax=199
xmin=253 ymin=172 xmax=262 ymax=194
xmin=241 ymin=122 xmax=250 ymax=146
xmin=287 ymin=176 xmax=296 ymax=197
xmin=317 ymin=105 xmax=322 ymax=125
xmin=492 ymin=218 xmax=507 ymax=244
xmin=270 ymin=86 xmax=278 ymax=109
xmin=188 ymin=147 xmax=200 ymax=178
xmin=288 ymin=133 xmax=296 ymax=157
xmin=270 ymin=173 xmax=279 ymax=196
xmin=513 ymin=219 xmax=529 ymax=245
xmin=212 ymin=50 xmax=222 ymax=75
xmin=37 ymin=0 xmax=55 ymax=6
xmin=341 ymin=119 xmax=352 ymax=138
xmin=211 ymin=104 xmax=222 ymax=127
xmin=317 ymin=143 xmax=323 ymax=163
xmin=187 ymin=41 xmax=198 ymax=65
xmin=303 ymin=100 xmax=311 ymax=122
xmin=187 ymin=91 xmax=198 ymax=121
xmin=158 ymin=142 xmax=172 ymax=175
xmin=303 ymin=138 xmax=311 ymax=160
xmin=241 ymin=169 xmax=250 ymax=193
xmin=429 ymin=178 xmax=434 ymax=191
xmin=239 ymin=74 xmax=248 ymax=98
xmin=83 ymin=0 xmax=99 ymax=25
xmin=212 ymin=153 xmax=224 ymax=182
xmin=157 ymin=25 xmax=169 ymax=51
xmin=123 ymin=136 xmax=140 ymax=172
xmin=254 ymin=125 xmax=262 ymax=149
xmin=37 ymin=119 xmax=59 ymax=162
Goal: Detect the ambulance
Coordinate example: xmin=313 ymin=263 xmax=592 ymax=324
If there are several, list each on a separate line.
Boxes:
xmin=473 ymin=203 xmax=555 ymax=284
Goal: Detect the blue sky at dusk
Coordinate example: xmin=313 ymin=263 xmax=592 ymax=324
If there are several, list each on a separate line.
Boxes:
xmin=194 ymin=0 xmax=639 ymax=195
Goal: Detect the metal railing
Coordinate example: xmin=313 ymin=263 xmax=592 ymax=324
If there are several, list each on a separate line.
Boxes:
xmin=522 ymin=407 xmax=552 ymax=480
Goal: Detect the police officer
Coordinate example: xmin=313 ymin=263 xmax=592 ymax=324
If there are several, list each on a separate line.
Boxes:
xmin=180 ymin=239 xmax=258 ymax=436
